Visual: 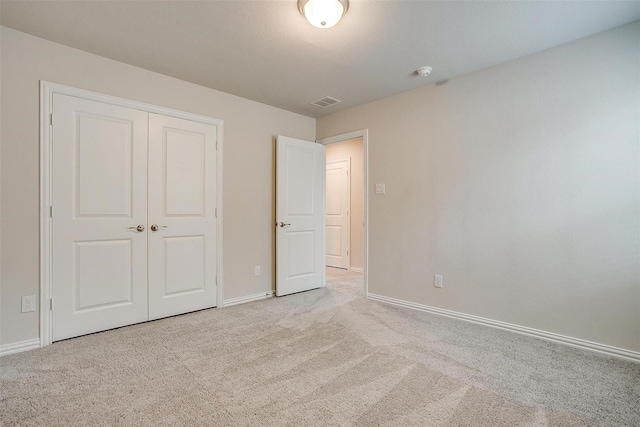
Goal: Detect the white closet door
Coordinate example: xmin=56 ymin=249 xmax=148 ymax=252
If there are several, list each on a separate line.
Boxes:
xmin=52 ymin=94 xmax=149 ymax=341
xmin=147 ymin=114 xmax=218 ymax=319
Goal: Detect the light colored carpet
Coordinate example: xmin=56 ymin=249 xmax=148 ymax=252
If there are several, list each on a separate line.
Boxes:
xmin=1 ymin=267 xmax=639 ymax=426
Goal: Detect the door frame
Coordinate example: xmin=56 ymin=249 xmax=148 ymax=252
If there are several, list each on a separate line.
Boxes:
xmin=325 ymin=158 xmax=351 ymax=269
xmin=39 ymin=81 xmax=224 ymax=347
xmin=317 ymin=130 xmax=369 ymax=297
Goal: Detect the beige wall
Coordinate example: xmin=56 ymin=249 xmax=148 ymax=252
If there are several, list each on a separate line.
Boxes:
xmin=326 ymin=138 xmax=364 ymax=271
xmin=0 ymin=27 xmax=315 ymax=346
xmin=318 ymin=22 xmax=640 ymax=352
xmin=2 ymin=22 xmax=638 ymax=354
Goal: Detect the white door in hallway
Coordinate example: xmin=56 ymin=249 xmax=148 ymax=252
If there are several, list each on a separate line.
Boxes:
xmin=326 ymin=158 xmax=350 ymax=269
xmin=275 ymin=136 xmax=325 ymax=296
xmin=52 ymin=94 xmax=149 ymax=341
xmin=147 ymin=114 xmax=218 ymax=319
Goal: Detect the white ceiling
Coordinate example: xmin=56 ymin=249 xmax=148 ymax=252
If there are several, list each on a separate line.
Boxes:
xmin=1 ymin=1 xmax=639 ymax=118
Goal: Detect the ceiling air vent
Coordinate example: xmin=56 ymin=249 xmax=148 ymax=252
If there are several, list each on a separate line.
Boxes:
xmin=311 ymin=96 xmax=341 ymax=108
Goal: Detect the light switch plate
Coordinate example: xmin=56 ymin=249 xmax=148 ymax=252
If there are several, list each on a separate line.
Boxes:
xmin=434 ymin=275 xmax=443 ymax=288
xmin=375 ymin=183 xmax=386 ymax=195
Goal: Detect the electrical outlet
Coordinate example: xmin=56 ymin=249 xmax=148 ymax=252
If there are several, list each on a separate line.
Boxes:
xmin=22 ymin=295 xmax=36 ymax=313
xmin=255 ymin=265 xmax=261 ymax=277
xmin=375 ymin=183 xmax=386 ymax=195
xmin=434 ymin=275 xmax=443 ymax=288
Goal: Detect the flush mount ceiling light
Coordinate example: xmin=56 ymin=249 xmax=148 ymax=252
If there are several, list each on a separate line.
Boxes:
xmin=298 ymin=0 xmax=349 ymax=29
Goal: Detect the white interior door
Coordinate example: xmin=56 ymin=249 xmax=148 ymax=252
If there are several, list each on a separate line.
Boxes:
xmin=147 ymin=114 xmax=218 ymax=319
xmin=52 ymin=94 xmax=219 ymax=341
xmin=326 ymin=158 xmax=350 ymax=269
xmin=52 ymin=94 xmax=149 ymax=341
xmin=276 ymin=136 xmax=325 ymax=297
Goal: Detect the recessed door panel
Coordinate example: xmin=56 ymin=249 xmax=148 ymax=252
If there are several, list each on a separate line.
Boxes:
xmin=148 ymin=114 xmax=217 ymax=319
xmin=326 ymin=168 xmax=343 ymax=216
xmin=286 ymin=147 xmax=316 ymax=216
xmin=76 ymin=114 xmax=133 ymax=217
xmin=165 ymin=128 xmax=206 ymax=217
xmin=74 ymin=239 xmax=133 ymax=311
xmin=164 ymin=236 xmax=206 ymax=296
xmin=287 ymin=231 xmax=315 ymax=278
xmin=52 ymin=94 xmax=148 ymax=341
xmin=326 ymin=225 xmax=343 ymax=257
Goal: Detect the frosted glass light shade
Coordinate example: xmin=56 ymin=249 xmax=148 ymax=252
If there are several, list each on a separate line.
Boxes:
xmin=299 ymin=0 xmax=348 ymax=29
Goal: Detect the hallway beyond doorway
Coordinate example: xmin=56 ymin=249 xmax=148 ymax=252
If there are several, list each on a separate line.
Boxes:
xmin=326 ymin=267 xmax=363 ymax=296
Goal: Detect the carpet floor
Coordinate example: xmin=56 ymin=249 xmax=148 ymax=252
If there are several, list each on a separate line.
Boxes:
xmin=1 ymin=267 xmax=639 ymax=426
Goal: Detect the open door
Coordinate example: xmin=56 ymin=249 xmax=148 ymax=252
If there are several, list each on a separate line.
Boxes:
xmin=276 ymin=136 xmax=325 ymax=296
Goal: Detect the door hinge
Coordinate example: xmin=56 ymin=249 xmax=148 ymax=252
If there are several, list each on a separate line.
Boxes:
xmin=50 ymin=113 xmax=53 ymax=126
xmin=50 ymin=206 xmax=53 ymax=218
xmin=347 ymin=250 xmax=349 ymax=255
xmin=215 ymin=275 xmax=218 ymax=285
xmin=215 ymin=208 xmax=217 ymax=218
xmin=50 ymin=299 xmax=53 ymax=310
xmin=216 ymin=140 xmax=218 ymax=150
xmin=347 ymin=170 xmax=349 ymax=176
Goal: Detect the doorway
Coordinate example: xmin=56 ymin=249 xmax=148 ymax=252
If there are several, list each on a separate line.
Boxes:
xmin=318 ymin=130 xmax=368 ymax=296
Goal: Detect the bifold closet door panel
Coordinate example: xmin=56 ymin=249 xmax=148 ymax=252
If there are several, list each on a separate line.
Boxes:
xmin=51 ymin=94 xmax=149 ymax=341
xmin=147 ymin=113 xmax=218 ymax=320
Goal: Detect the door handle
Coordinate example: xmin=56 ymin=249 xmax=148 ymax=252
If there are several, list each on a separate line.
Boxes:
xmin=278 ymin=222 xmax=291 ymax=228
xmin=128 ymin=225 xmax=145 ymax=232
xmin=150 ymin=224 xmax=167 ymax=232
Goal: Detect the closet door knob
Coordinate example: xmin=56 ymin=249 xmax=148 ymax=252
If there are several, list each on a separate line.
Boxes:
xmin=128 ymin=225 xmax=145 ymax=232
xmin=150 ymin=224 xmax=167 ymax=232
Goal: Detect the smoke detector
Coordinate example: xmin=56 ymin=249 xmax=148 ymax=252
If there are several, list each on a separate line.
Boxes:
xmin=416 ymin=66 xmax=432 ymax=77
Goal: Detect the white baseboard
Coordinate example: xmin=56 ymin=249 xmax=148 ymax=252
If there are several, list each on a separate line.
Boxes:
xmin=0 ymin=338 xmax=41 ymax=357
xmin=349 ymin=267 xmax=364 ymax=273
xmin=2 ymin=293 xmax=276 ymax=355
xmin=224 ymin=291 xmax=274 ymax=308
xmin=367 ymin=293 xmax=640 ymax=363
